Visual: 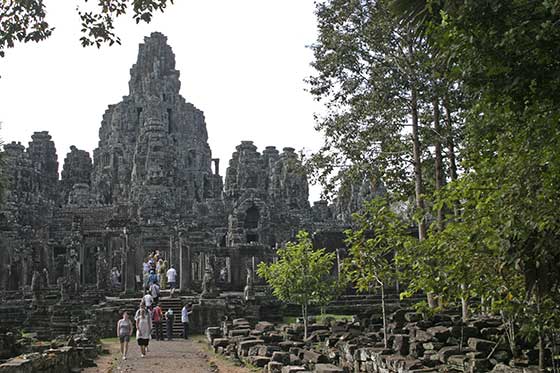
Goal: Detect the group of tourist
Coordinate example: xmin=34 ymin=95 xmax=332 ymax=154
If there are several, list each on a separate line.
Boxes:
xmin=142 ymin=251 xmax=178 ymax=295
xmin=115 ymin=251 xmax=189 ymax=360
xmin=116 ymin=301 xmax=193 ymax=359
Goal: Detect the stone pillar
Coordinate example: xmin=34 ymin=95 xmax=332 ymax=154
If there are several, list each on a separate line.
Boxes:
xmin=230 ymin=249 xmax=241 ymax=290
xmin=179 ymin=237 xmax=191 ymax=291
xmin=123 ymin=231 xmax=136 ymax=293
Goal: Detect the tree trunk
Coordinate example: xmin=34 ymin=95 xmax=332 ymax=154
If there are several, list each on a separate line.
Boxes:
xmin=461 ymin=297 xmax=469 ymax=322
xmin=411 ymin=83 xmax=426 ymax=241
xmin=302 ymin=303 xmax=309 ymax=340
xmin=443 ymin=94 xmax=457 ymax=181
xmin=433 ymin=95 xmax=444 ymax=229
xmin=381 ymin=284 xmax=388 ymax=348
xmin=536 ymin=292 xmax=545 ymax=372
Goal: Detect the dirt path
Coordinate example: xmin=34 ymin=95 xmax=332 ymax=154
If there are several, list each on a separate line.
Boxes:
xmin=84 ymin=337 xmax=255 ymax=373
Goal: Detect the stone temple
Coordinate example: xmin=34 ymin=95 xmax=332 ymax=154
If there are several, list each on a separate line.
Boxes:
xmin=0 ymin=32 xmax=379 ymax=296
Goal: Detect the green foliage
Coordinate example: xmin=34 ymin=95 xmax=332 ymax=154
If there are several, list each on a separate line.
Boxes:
xmin=344 ymin=197 xmax=412 ymax=292
xmin=0 ymin=0 xmax=174 ymax=56
xmin=257 ymin=230 xmax=337 ymax=338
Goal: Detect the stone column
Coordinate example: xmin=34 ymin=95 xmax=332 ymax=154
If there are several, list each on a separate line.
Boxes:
xmin=179 ymin=236 xmax=191 ymax=291
xmin=230 ymin=249 xmax=241 ymax=290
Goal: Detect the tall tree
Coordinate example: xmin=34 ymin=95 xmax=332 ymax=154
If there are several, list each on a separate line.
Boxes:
xmin=308 ymin=0 xmax=441 ymax=232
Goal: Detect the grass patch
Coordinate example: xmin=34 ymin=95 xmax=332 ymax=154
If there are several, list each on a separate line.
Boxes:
xmin=282 ymin=313 xmax=353 ymax=324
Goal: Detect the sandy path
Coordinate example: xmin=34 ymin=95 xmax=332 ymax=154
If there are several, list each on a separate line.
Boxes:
xmin=84 ymin=337 xmax=254 ymax=373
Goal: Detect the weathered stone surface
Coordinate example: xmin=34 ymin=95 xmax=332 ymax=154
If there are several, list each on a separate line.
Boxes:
xmin=468 ymin=338 xmax=495 ymax=352
xmin=313 ymin=363 xmax=344 ymax=373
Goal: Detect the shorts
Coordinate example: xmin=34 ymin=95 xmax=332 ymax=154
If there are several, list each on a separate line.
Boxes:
xmin=169 ymin=282 xmax=176 ymax=289
xmin=137 ymin=338 xmax=149 ymax=346
xmin=119 ymin=335 xmax=130 ymax=343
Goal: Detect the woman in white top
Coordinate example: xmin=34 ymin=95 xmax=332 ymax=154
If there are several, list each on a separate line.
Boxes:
xmin=136 ymin=308 xmax=152 ymax=357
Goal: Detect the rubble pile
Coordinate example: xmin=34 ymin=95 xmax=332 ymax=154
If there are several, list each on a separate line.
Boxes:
xmin=206 ymin=310 xmax=546 ymax=373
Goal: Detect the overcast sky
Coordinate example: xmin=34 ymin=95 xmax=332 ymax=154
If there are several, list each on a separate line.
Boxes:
xmin=0 ymin=0 xmax=324 ymax=201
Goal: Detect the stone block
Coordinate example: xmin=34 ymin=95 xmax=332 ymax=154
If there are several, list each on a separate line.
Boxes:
xmin=212 ymin=338 xmax=229 ymax=348
xmin=281 ymin=366 xmax=307 ymax=373
xmin=206 ymin=326 xmax=222 ymax=343
xmin=468 ymin=338 xmax=495 ymax=352
xmin=313 ymin=363 xmax=343 ymax=372
xmin=248 ymin=355 xmax=271 ymax=367
xmin=422 ymin=342 xmax=443 ymax=351
xmin=392 ymin=334 xmax=410 ymax=355
xmin=268 ymin=361 xmax=284 ymax=373
xmin=238 ymin=339 xmax=265 ymax=356
xmin=427 ymin=326 xmax=450 ymax=342
xmin=256 ymin=321 xmax=275 ymax=332
xmin=437 ymin=346 xmax=462 ymax=363
xmin=229 ymin=329 xmax=251 ymax=338
xmin=413 ymin=329 xmax=433 ymax=342
xmin=272 ymin=351 xmax=290 ymax=365
xmin=303 ymin=350 xmax=329 ymax=364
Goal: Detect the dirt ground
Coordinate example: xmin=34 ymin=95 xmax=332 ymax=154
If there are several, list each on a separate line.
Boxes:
xmin=84 ymin=336 xmax=255 ymax=373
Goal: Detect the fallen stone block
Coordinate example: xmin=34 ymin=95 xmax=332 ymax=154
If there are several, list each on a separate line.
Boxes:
xmin=427 ymin=326 xmax=451 ymax=342
xmin=303 ymin=350 xmax=329 ymax=364
xmin=468 ymin=337 xmax=495 ymax=352
xmin=268 ymin=361 xmax=284 ymax=373
xmin=281 ymin=366 xmax=307 ymax=373
xmin=313 ymin=363 xmax=343 ymax=372
xmin=437 ymin=346 xmax=462 ymax=363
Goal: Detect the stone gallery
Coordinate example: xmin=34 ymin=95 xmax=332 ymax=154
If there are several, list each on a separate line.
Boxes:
xmin=0 ymin=32 xmax=361 ymax=297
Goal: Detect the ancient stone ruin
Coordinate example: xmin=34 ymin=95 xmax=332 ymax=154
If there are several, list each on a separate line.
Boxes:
xmin=0 ymin=32 xmax=366 ymax=298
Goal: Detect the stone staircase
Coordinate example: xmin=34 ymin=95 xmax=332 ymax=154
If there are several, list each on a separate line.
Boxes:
xmin=158 ymin=297 xmax=186 ymax=337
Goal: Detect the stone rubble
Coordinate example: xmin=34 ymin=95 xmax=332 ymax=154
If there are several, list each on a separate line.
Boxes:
xmin=206 ymin=310 xmax=543 ymax=373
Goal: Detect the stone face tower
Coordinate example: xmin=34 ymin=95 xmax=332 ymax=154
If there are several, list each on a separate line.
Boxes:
xmin=91 ymin=32 xmax=222 ymax=223
xmin=0 ymin=32 xmax=351 ymax=294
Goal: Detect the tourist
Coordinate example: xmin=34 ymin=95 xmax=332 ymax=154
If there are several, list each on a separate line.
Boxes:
xmin=148 ymin=269 xmax=158 ymax=287
xmin=143 ymin=290 xmax=154 ymax=310
xmin=150 ymin=281 xmax=160 ymax=305
xmin=152 ymin=303 xmax=164 ymax=341
xmin=110 ymin=267 xmax=121 ymax=289
xmin=165 ymin=308 xmax=174 ymax=340
xmin=142 ymin=260 xmax=150 ymax=289
xmin=181 ymin=303 xmax=193 ymax=339
xmin=136 ymin=308 xmax=152 ymax=357
xmin=158 ymin=260 xmax=168 ymax=290
xmin=134 ymin=301 xmax=146 ymax=320
xmin=166 ymin=265 xmax=177 ymax=295
xmin=116 ymin=311 xmax=133 ymax=360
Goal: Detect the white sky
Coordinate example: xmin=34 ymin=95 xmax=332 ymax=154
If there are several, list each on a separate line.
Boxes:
xmin=0 ymin=0 xmax=324 ymax=201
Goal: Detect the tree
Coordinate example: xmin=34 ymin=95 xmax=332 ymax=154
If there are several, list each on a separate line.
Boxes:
xmin=344 ymin=197 xmax=413 ymax=348
xmin=257 ymin=230 xmax=336 ymax=339
xmin=391 ymin=1 xmax=560 ymax=369
xmin=308 ymin=0 xmax=465 ymax=308
xmin=0 ymin=0 xmax=174 ymax=57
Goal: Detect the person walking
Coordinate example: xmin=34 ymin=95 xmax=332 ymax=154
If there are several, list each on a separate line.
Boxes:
xmin=159 ymin=260 xmax=168 ymax=290
xmin=150 ymin=281 xmax=160 ymax=305
xmin=165 ymin=308 xmax=174 ymax=340
xmin=143 ymin=290 xmax=154 ymax=310
xmin=181 ymin=303 xmax=193 ymax=339
xmin=152 ymin=303 xmax=164 ymax=341
xmin=166 ymin=265 xmax=177 ymax=296
xmin=136 ymin=308 xmax=152 ymax=357
xmin=116 ymin=311 xmax=133 ymax=360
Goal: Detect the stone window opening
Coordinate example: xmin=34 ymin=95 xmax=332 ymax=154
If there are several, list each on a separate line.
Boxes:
xmin=243 ymin=206 xmax=259 ymax=229
xmin=246 ymin=233 xmax=259 ymax=243
xmin=136 ymin=107 xmax=143 ymax=124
